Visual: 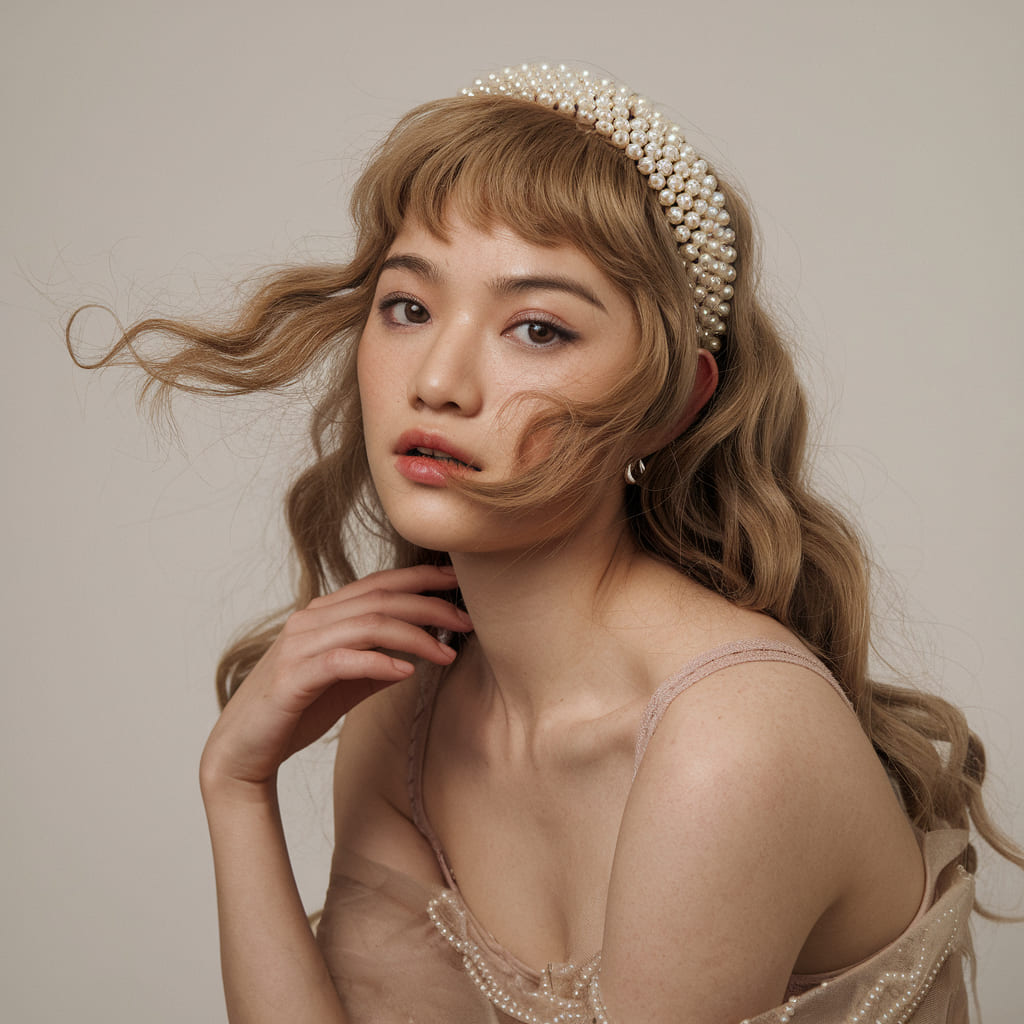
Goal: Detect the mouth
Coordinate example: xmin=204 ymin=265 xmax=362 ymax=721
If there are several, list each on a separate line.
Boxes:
xmin=395 ymin=431 xmax=482 ymax=472
xmin=405 ymin=446 xmax=478 ymax=470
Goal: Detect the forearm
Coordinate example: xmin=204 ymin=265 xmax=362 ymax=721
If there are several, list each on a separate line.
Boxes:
xmin=203 ymin=780 xmax=348 ymax=1024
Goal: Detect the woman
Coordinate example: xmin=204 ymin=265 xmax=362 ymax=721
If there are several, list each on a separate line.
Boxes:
xmin=71 ymin=64 xmax=1020 ymax=1023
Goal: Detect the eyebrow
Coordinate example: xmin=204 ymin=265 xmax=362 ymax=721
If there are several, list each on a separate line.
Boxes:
xmin=379 ymin=253 xmax=608 ymax=314
xmin=491 ymin=274 xmax=607 ymax=313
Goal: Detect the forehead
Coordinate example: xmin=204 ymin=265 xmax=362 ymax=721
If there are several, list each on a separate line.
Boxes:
xmin=381 ymin=214 xmax=627 ymax=299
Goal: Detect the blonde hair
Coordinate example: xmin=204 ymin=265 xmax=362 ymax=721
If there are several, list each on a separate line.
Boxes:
xmin=68 ymin=94 xmax=1022 ymax=903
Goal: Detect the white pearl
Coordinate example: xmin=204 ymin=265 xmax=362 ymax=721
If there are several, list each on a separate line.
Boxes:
xmin=460 ymin=62 xmax=736 ymax=354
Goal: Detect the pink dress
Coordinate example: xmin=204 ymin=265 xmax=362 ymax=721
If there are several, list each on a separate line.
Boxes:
xmin=316 ymin=641 xmax=975 ymax=1023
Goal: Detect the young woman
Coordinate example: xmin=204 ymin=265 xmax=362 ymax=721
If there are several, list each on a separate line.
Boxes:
xmin=71 ymin=63 xmax=1021 ymax=1023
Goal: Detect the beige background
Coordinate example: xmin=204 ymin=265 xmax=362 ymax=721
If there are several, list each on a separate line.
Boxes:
xmin=4 ymin=0 xmax=1022 ymax=1020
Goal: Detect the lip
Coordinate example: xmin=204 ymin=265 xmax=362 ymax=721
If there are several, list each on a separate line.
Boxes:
xmin=393 ymin=429 xmax=482 ymax=485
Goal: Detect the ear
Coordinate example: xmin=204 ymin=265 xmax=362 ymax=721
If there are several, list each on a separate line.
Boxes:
xmin=674 ymin=348 xmax=719 ymax=435
xmin=646 ymin=348 xmax=719 ymax=451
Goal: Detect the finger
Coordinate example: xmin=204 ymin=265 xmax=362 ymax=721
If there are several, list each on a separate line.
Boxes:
xmin=310 ymin=564 xmax=460 ymax=608
xmin=286 ymin=614 xmax=460 ymax=667
xmin=288 ymin=590 xmax=473 ymax=638
xmin=269 ymin=648 xmax=417 ymax=714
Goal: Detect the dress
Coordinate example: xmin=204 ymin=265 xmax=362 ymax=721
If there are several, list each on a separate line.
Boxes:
xmin=316 ymin=640 xmax=975 ymax=1023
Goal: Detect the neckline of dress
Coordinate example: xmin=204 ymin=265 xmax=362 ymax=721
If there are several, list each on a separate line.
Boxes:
xmin=406 ymin=637 xmax=837 ymax=982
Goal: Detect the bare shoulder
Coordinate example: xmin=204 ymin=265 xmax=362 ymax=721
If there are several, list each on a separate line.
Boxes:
xmin=599 ymin=656 xmax=924 ymax=1022
xmin=330 ymin=673 xmax=443 ymax=885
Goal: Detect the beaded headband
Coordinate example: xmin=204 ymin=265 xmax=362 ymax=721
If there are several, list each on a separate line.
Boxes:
xmin=460 ymin=63 xmax=736 ymax=353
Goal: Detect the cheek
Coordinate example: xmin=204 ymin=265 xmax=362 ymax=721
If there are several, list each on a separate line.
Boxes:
xmin=356 ymin=339 xmax=398 ymax=427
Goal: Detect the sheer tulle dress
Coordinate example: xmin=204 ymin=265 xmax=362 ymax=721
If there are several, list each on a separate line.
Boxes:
xmin=316 ymin=641 xmax=974 ymax=1023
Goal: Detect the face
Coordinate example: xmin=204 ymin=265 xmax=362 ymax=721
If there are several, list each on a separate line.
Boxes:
xmin=357 ymin=213 xmax=642 ymax=554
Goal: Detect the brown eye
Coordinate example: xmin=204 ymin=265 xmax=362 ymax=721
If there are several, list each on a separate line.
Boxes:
xmin=526 ymin=322 xmax=557 ymax=344
xmin=397 ymin=300 xmax=430 ymax=325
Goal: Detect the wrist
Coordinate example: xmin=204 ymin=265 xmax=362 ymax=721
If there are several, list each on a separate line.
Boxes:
xmin=199 ymin=762 xmax=279 ymax=811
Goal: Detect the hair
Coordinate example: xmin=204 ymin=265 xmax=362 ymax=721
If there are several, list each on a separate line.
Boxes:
xmin=68 ymin=93 xmax=1022 ymax=908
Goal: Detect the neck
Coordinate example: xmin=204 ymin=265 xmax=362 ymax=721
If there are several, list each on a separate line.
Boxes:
xmin=447 ymin=518 xmax=661 ymax=730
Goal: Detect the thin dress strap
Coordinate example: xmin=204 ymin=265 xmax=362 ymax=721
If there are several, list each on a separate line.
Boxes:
xmin=407 ymin=668 xmax=459 ymax=889
xmin=632 ymin=639 xmax=855 ymax=778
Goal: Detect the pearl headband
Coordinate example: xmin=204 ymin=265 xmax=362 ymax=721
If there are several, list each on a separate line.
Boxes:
xmin=460 ymin=63 xmax=736 ymax=353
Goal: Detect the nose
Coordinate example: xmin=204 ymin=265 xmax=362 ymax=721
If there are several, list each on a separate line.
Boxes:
xmin=410 ymin=319 xmax=483 ymax=415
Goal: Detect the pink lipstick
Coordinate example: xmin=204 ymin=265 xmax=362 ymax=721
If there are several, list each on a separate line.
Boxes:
xmin=394 ymin=430 xmax=480 ymax=486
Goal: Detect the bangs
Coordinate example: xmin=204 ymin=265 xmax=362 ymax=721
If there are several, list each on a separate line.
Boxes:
xmin=352 ymin=96 xmax=679 ymax=293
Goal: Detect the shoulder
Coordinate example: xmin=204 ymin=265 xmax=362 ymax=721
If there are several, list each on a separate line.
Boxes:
xmin=598 ymin=654 xmax=919 ymax=1020
xmin=628 ymin=652 xmax=873 ymax=865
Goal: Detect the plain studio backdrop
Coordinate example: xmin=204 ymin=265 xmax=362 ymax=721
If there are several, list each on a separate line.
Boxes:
xmin=4 ymin=1 xmax=1022 ymax=1020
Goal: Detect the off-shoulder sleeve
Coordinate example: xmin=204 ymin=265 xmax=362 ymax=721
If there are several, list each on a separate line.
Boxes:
xmin=315 ymin=848 xmax=500 ymax=1023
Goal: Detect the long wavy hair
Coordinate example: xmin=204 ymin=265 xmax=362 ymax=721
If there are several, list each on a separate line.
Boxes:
xmin=68 ymin=94 xmax=1022 ymax=903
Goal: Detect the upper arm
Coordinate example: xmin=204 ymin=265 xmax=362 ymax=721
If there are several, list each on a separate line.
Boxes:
xmin=328 ymin=677 xmax=444 ymax=887
xmin=598 ymin=662 xmax=882 ymax=1024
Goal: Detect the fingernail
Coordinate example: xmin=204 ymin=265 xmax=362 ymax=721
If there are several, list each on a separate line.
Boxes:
xmin=438 ymin=564 xmax=457 ymax=574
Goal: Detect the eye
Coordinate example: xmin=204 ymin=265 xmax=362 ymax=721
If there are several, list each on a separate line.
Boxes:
xmin=508 ymin=317 xmax=579 ymax=348
xmin=379 ymin=295 xmax=431 ymax=326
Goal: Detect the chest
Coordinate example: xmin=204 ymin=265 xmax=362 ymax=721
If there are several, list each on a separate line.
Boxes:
xmin=420 ymin=711 xmax=637 ymax=969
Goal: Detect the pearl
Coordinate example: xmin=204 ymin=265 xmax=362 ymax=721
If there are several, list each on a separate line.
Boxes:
xmin=461 ymin=62 xmax=738 ymax=353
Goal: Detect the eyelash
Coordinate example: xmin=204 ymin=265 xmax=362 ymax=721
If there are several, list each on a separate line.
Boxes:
xmin=376 ymin=294 xmax=580 ymax=348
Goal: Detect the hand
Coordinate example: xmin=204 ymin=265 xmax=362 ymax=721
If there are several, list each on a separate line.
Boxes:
xmin=199 ymin=564 xmax=471 ymax=800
